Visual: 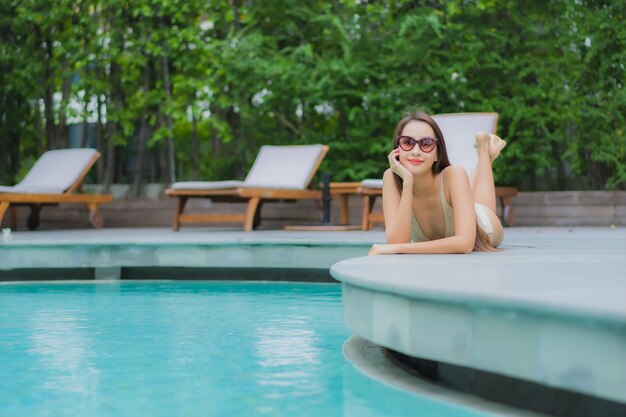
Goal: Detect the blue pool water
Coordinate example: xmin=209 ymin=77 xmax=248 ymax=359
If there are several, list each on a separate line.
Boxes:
xmin=0 ymin=281 xmax=491 ymax=416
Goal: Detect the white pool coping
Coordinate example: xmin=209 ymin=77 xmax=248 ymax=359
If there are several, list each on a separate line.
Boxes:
xmin=331 ymin=227 xmax=626 ymax=404
xmin=0 ymin=228 xmax=377 ymax=272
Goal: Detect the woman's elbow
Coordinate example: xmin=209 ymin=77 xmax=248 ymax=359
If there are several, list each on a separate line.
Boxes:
xmin=455 ymin=237 xmax=474 ymax=254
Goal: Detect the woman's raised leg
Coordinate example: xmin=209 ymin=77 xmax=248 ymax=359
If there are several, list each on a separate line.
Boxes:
xmin=469 ymin=132 xmax=506 ymax=213
xmin=469 ymin=132 xmax=506 ymax=246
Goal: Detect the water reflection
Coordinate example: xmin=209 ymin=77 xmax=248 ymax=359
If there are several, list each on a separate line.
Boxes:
xmin=339 ymin=346 xmax=486 ymax=417
xmin=255 ymin=318 xmax=320 ymax=390
xmin=28 ymin=309 xmax=99 ymax=410
xmin=1 ymin=282 xmax=489 ymax=417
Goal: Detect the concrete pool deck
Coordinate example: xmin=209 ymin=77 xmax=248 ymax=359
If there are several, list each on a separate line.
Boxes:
xmin=0 ymin=226 xmax=625 ymax=412
xmin=329 ymin=227 xmax=626 ymax=409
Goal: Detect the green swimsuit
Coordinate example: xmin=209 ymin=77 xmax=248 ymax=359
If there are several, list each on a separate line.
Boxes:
xmin=411 ymin=172 xmax=494 ymax=242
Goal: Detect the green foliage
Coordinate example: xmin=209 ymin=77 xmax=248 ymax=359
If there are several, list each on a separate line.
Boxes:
xmin=1 ymin=0 xmax=624 ymax=190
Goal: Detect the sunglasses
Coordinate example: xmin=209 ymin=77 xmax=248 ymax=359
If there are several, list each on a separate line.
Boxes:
xmin=397 ymin=135 xmax=438 ymax=153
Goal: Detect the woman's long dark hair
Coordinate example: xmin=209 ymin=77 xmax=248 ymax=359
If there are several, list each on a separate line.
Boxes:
xmin=391 ymin=109 xmax=495 ymax=252
xmin=391 ymin=110 xmax=451 ymax=194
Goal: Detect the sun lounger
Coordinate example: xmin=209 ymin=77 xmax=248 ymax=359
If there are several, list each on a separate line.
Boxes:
xmin=0 ymin=148 xmax=113 ymax=230
xmin=360 ymin=113 xmax=518 ymax=230
xmin=165 ymin=144 xmax=329 ymax=231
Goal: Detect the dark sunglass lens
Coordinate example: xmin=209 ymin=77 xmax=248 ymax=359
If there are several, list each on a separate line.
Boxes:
xmin=419 ymin=138 xmax=436 ymax=152
xmin=399 ymin=136 xmax=415 ymax=150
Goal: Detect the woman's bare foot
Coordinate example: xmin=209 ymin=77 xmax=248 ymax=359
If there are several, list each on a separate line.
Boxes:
xmin=474 ymin=131 xmax=491 ymax=153
xmin=475 ymin=132 xmax=506 ymax=162
xmin=489 ymin=134 xmax=506 ymax=162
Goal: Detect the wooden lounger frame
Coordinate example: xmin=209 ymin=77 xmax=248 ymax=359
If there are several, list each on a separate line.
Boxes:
xmin=0 ymin=152 xmax=113 ymax=230
xmin=358 ymin=186 xmax=518 ymax=231
xmin=165 ymin=145 xmax=329 ymax=232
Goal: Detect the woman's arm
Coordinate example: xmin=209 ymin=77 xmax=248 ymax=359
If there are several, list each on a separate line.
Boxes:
xmin=382 ymin=168 xmax=413 ymax=243
xmin=371 ymin=166 xmax=476 ymax=254
xmin=446 ymin=165 xmax=477 ymax=251
xmin=369 ymin=237 xmax=471 ymax=254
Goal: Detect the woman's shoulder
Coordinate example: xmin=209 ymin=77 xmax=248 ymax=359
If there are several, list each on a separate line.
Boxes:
xmin=382 ymin=169 xmax=399 ymax=194
xmin=441 ymin=165 xmax=470 ymax=194
xmin=382 ymin=169 xmax=396 ymax=187
xmin=442 ymin=165 xmax=467 ymax=179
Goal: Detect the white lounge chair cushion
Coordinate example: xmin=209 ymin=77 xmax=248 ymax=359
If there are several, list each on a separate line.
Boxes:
xmin=432 ymin=113 xmax=498 ymax=175
xmin=243 ymin=145 xmax=325 ymax=189
xmin=361 ymin=179 xmax=383 ymax=189
xmin=0 ymin=148 xmax=98 ymax=195
xmin=169 ymin=145 xmax=324 ymax=191
xmin=169 ymin=180 xmax=244 ymax=190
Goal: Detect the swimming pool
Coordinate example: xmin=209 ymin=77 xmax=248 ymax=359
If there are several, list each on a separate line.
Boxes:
xmin=0 ymin=281 xmax=492 ymax=417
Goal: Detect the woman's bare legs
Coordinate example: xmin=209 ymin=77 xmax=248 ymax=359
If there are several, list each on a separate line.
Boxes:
xmin=469 ymin=132 xmax=506 ymax=212
xmin=469 ymin=132 xmax=506 ymax=246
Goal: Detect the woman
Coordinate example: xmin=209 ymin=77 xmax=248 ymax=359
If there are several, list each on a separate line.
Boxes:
xmin=369 ymin=110 xmax=507 ymax=255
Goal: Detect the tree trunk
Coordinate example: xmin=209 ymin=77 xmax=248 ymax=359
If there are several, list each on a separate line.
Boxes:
xmin=1 ymin=96 xmax=10 ymax=182
xmin=57 ymin=73 xmax=72 ymax=149
xmin=127 ymin=65 xmax=150 ymax=198
xmin=96 ymin=93 xmax=105 ymax=183
xmin=103 ymin=15 xmax=125 ymax=193
xmin=43 ymin=35 xmax=56 ymax=149
xmin=80 ymin=10 xmax=93 ymax=149
xmin=102 ymin=95 xmax=118 ymax=193
xmin=127 ymin=120 xmax=148 ymax=197
xmin=211 ymin=106 xmax=223 ymax=157
xmin=551 ymin=139 xmax=566 ymax=190
xmin=161 ymin=41 xmax=176 ymax=184
xmin=9 ymin=126 xmax=20 ymax=185
xmin=230 ymin=0 xmax=241 ymax=31
xmin=150 ymin=150 xmax=157 ymax=183
xmin=81 ymin=94 xmax=90 ymax=148
xmin=115 ymin=146 xmax=124 ymax=184
xmin=34 ymin=99 xmax=45 ymax=155
xmin=157 ymin=113 xmax=170 ymax=184
xmin=1 ymin=94 xmax=23 ymax=183
xmin=191 ymin=102 xmax=200 ymax=180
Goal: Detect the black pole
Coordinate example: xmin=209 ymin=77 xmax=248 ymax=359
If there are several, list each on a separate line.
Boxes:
xmin=322 ymin=172 xmax=331 ymax=224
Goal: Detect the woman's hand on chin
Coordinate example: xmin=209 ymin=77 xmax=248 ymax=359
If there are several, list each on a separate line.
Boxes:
xmin=388 ymin=148 xmax=412 ymax=182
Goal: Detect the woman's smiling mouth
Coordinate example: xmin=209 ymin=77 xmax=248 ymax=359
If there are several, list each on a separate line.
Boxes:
xmin=406 ymin=158 xmax=423 ymax=165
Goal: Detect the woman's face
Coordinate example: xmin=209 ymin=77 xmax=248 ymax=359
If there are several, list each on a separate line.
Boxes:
xmin=397 ymin=120 xmax=438 ymax=175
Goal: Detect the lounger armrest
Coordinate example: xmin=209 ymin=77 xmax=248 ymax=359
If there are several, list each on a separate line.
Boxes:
xmin=169 ymin=181 xmax=245 ymax=190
